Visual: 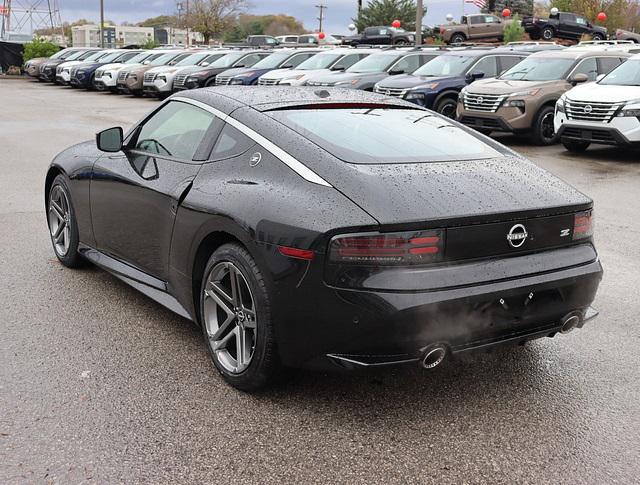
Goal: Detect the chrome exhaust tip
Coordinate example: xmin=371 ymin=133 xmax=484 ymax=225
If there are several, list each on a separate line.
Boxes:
xmin=560 ymin=313 xmax=581 ymax=334
xmin=420 ymin=345 xmax=447 ymax=370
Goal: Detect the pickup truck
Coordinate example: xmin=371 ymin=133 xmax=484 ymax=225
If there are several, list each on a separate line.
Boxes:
xmin=615 ymin=29 xmax=640 ymax=42
xmin=342 ymin=26 xmax=415 ymax=46
xmin=522 ymin=12 xmax=607 ymax=41
xmin=224 ymin=35 xmax=281 ymax=47
xmin=440 ymin=14 xmax=507 ymax=44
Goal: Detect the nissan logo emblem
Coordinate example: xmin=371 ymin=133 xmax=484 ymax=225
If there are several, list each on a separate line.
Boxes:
xmin=584 ymin=105 xmax=593 ymax=114
xmin=507 ymin=224 xmax=528 ymax=248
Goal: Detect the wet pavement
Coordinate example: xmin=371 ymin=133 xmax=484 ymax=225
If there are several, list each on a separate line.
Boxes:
xmin=1 ymin=80 xmax=639 ymax=483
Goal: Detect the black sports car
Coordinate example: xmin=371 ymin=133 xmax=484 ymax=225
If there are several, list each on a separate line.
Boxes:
xmin=45 ymin=87 xmax=602 ymax=390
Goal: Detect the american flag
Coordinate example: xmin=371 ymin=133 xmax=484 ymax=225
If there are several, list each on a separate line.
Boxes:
xmin=465 ymin=0 xmax=487 ymax=8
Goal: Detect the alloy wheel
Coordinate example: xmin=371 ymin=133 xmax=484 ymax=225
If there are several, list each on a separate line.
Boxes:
xmin=540 ymin=112 xmax=555 ymax=142
xmin=48 ymin=185 xmax=72 ymax=257
xmin=203 ymin=262 xmax=257 ymax=374
xmin=439 ymin=101 xmax=457 ymax=119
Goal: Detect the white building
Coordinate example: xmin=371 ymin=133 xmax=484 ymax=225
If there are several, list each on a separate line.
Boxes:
xmin=72 ymin=24 xmax=154 ymax=47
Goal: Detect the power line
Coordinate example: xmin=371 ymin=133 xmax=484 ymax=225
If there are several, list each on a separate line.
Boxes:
xmin=316 ymin=3 xmax=327 ymax=32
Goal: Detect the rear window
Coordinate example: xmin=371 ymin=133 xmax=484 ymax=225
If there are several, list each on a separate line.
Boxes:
xmin=268 ymin=108 xmax=500 ymax=164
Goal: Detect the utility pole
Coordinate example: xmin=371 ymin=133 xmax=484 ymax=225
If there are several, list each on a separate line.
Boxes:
xmin=185 ymin=0 xmax=190 ymax=46
xmin=99 ymin=0 xmax=104 ymax=47
xmin=415 ymin=0 xmax=423 ymax=45
xmin=316 ymin=3 xmax=327 ymax=32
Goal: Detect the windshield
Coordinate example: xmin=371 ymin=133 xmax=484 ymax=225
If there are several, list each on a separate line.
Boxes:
xmin=599 ymin=59 xmax=640 ymax=86
xmin=150 ymin=53 xmax=180 ymax=65
xmin=268 ymin=108 xmax=500 ymax=164
xmin=347 ymin=53 xmax=402 ymax=73
xmin=252 ymin=52 xmax=292 ymax=69
xmin=209 ymin=52 xmax=245 ymax=67
xmin=200 ymin=53 xmax=226 ymax=65
xmin=296 ymin=53 xmax=342 ymax=70
xmin=64 ymin=50 xmax=87 ymax=61
xmin=126 ymin=52 xmax=153 ymax=64
xmin=500 ymin=57 xmax=574 ymax=81
xmin=99 ymin=51 xmax=124 ymax=63
xmin=55 ymin=49 xmax=78 ymax=60
xmin=413 ymin=54 xmax=475 ymax=77
xmin=85 ymin=51 xmax=107 ymax=62
xmin=176 ymin=52 xmax=210 ymax=66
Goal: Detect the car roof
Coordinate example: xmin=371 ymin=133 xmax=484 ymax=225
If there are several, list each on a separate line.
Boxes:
xmin=529 ymin=49 xmax=629 ymax=59
xmin=174 ymin=86 xmax=419 ymax=115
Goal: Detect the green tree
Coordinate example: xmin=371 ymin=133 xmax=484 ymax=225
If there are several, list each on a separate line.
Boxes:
xmin=138 ymin=15 xmax=177 ymax=28
xmin=23 ymin=38 xmax=60 ymax=61
xmin=503 ymin=14 xmax=525 ymax=41
xmin=188 ymin=0 xmax=249 ymax=43
xmin=354 ymin=0 xmax=422 ymax=32
xmin=141 ymin=38 xmax=160 ymax=49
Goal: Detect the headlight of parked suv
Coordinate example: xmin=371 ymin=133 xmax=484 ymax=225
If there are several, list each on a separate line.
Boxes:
xmin=556 ymin=95 xmax=566 ymax=113
xmin=405 ymin=91 xmax=425 ymax=101
xmin=503 ymin=89 xmax=540 ymax=108
xmin=334 ymin=80 xmax=357 ymax=86
xmin=230 ymin=78 xmax=245 ymax=85
xmin=616 ymin=101 xmax=640 ymax=117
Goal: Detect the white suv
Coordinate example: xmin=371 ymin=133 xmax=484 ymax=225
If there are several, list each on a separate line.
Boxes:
xmin=555 ymin=55 xmax=640 ymax=152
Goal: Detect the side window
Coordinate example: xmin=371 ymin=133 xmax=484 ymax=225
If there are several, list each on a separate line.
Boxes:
xmin=598 ymin=57 xmax=622 ymax=74
xmin=211 ymin=124 xmax=255 ymax=161
xmin=499 ymin=56 xmax=524 ymax=72
xmin=485 ymin=16 xmax=499 ymax=23
xmin=390 ymin=55 xmax=421 ymax=73
xmin=265 ymin=37 xmax=277 ymax=45
xmin=237 ymin=53 xmax=263 ymax=67
xmin=134 ymin=101 xmax=215 ymax=160
xmin=283 ymin=53 xmax=314 ymax=68
xmin=379 ymin=28 xmax=389 ymax=35
xmin=365 ymin=27 xmax=377 ymax=36
xmin=470 ymin=16 xmax=484 ymax=25
xmin=560 ymin=13 xmax=575 ymax=22
xmin=575 ymin=16 xmax=588 ymax=25
xmin=573 ymin=57 xmax=598 ymax=81
xmin=470 ymin=56 xmax=498 ymax=77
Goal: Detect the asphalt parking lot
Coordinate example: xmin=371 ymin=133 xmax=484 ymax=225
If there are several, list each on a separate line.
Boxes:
xmin=1 ymin=79 xmax=639 ymax=483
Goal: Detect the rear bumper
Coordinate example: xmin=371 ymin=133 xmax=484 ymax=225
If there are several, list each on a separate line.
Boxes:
xmin=274 ymin=248 xmax=603 ymax=371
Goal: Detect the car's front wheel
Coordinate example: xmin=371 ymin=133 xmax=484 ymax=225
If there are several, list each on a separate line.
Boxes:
xmin=562 ymin=139 xmax=591 ymax=153
xmin=531 ymin=106 xmax=557 ymax=145
xmin=47 ymin=175 xmax=83 ymax=268
xmin=450 ymin=33 xmax=466 ymax=44
xmin=436 ymin=97 xmax=458 ymax=119
xmin=541 ymin=26 xmax=555 ymax=40
xmin=591 ymin=33 xmax=605 ymax=41
xmin=200 ymin=243 xmax=280 ymax=391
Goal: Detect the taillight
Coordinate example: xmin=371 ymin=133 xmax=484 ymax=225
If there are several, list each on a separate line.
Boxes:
xmin=533 ymin=16 xmax=539 ymax=23
xmin=573 ymin=210 xmax=593 ymax=240
xmin=329 ymin=230 xmax=444 ymax=265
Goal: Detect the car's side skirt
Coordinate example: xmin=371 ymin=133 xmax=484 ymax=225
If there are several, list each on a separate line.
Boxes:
xmin=78 ymin=244 xmax=193 ymax=321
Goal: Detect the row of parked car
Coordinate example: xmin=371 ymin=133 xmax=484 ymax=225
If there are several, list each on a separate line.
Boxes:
xmin=25 ymin=40 xmax=640 ymax=151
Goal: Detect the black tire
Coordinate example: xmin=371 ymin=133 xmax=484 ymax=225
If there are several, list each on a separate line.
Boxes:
xmin=47 ymin=175 xmax=83 ymax=268
xmin=435 ymin=97 xmax=458 ymax=119
xmin=394 ymin=39 xmax=410 ymax=45
xmin=531 ymin=105 xmax=557 ymax=145
xmin=450 ymin=33 xmax=466 ymax=44
xmin=205 ymin=77 xmax=217 ymax=87
xmin=562 ymin=139 xmax=591 ymax=153
xmin=541 ymin=26 xmax=555 ymax=41
xmin=591 ymin=33 xmax=605 ymax=41
xmin=200 ymin=243 xmax=280 ymax=391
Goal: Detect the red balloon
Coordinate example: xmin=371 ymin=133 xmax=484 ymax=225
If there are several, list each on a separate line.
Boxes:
xmin=597 ymin=12 xmax=607 ymax=22
xmin=502 ymin=8 xmax=511 ymax=17
xmin=318 ymin=32 xmax=326 ymax=40
xmin=392 ymin=19 xmax=401 ymax=28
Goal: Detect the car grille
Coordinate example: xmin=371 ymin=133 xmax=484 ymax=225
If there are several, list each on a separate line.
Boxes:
xmin=258 ymin=78 xmax=279 ymax=86
xmin=374 ymin=86 xmax=407 ymax=97
xmin=462 ymin=93 xmax=506 ymax=113
xmin=118 ymin=71 xmax=129 ymax=82
xmin=174 ymin=73 xmax=189 ymax=87
xmin=565 ymin=99 xmax=623 ymax=123
xmin=216 ymin=76 xmax=232 ymax=85
xmin=561 ymin=127 xmax=618 ymax=145
xmin=144 ymin=72 xmax=157 ymax=83
xmin=459 ymin=116 xmax=505 ymax=130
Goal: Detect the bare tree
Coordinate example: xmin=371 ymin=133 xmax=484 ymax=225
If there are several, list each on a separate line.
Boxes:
xmin=188 ymin=0 xmax=250 ymax=43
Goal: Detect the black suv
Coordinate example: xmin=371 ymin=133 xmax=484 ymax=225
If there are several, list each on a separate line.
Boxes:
xmin=343 ymin=26 xmax=415 ymax=46
xmin=522 ymin=12 xmax=607 ymax=41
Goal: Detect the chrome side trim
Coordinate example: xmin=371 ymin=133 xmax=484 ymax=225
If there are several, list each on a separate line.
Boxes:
xmin=173 ymin=96 xmax=333 ymax=188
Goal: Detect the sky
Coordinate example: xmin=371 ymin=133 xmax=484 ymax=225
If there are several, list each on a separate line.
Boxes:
xmin=57 ymin=0 xmax=482 ymax=35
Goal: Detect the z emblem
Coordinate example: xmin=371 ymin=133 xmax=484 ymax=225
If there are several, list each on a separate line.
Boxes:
xmin=560 ymin=228 xmax=571 ymax=237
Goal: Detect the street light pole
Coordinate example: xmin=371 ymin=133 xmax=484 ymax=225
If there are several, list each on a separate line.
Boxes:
xmin=415 ymin=0 xmax=423 ymax=45
xmin=185 ymin=0 xmax=190 ymax=46
xmin=99 ymin=0 xmax=104 ymax=47
xmin=316 ymin=3 xmax=327 ymax=33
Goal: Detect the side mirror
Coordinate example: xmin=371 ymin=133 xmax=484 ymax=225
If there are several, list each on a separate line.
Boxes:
xmin=596 ymin=73 xmax=606 ymax=82
xmin=234 ymin=64 xmax=245 ymax=68
xmin=466 ymin=71 xmax=485 ymax=83
xmin=330 ymin=65 xmax=346 ymax=71
xmin=96 ymin=127 xmax=123 ymax=152
xmin=389 ymin=69 xmax=405 ymax=75
xmin=200 ymin=62 xmax=209 ymax=66
xmin=569 ymin=72 xmax=589 ymax=85
xmin=281 ymin=63 xmax=294 ymax=69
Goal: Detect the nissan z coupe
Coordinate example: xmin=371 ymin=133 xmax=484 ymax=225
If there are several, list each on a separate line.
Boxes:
xmin=45 ymin=87 xmax=602 ymax=390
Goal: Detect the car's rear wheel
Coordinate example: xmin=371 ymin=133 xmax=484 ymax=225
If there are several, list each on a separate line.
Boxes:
xmin=436 ymin=97 xmax=458 ymax=119
xmin=591 ymin=33 xmax=605 ymax=41
xmin=394 ymin=39 xmax=410 ymax=45
xmin=47 ymin=175 xmax=83 ymax=268
xmin=531 ymin=106 xmax=557 ymax=145
xmin=200 ymin=243 xmax=279 ymax=391
xmin=450 ymin=33 xmax=466 ymax=44
xmin=562 ymin=139 xmax=591 ymax=153
xmin=541 ymin=26 xmax=555 ymax=40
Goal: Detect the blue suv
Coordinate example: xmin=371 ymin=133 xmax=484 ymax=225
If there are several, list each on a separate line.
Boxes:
xmin=70 ymin=50 xmax=141 ymax=89
xmin=215 ymin=49 xmax=320 ymax=86
xmin=374 ymin=48 xmax=530 ymax=118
